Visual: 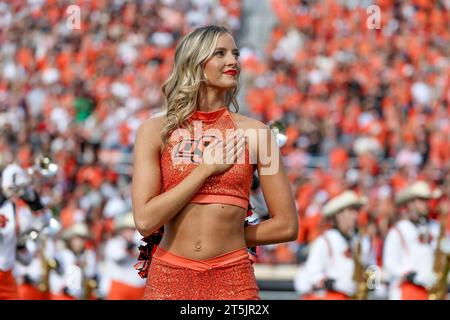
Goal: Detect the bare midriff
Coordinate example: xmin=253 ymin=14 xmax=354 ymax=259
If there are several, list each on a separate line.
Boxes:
xmin=158 ymin=203 xmax=247 ymax=260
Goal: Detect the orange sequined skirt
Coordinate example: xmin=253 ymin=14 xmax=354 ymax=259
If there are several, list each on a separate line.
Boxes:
xmin=143 ymin=246 xmax=260 ymax=300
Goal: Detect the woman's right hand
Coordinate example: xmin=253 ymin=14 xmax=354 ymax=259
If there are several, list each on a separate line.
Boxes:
xmin=199 ymin=131 xmax=246 ymax=177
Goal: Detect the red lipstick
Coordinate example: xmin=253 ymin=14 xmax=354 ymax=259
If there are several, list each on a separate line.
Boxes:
xmin=224 ymin=70 xmax=238 ymax=76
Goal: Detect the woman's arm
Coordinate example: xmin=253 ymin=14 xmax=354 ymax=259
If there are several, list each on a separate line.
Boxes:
xmin=131 ymin=118 xmax=211 ymax=237
xmin=244 ymin=122 xmax=298 ymax=246
xmin=132 ymin=118 xmax=245 ymax=237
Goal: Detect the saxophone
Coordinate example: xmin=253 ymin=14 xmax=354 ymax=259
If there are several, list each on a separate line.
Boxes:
xmin=352 ymin=230 xmax=370 ymax=300
xmin=80 ymin=252 xmax=97 ymax=300
xmin=83 ymin=275 xmax=97 ymax=300
xmin=428 ymin=213 xmax=450 ymax=300
xmin=37 ymin=235 xmax=57 ymax=294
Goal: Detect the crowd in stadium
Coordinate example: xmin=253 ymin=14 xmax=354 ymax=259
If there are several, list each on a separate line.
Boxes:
xmin=247 ymin=0 xmax=449 ymax=264
xmin=0 ymin=0 xmax=449 ymax=299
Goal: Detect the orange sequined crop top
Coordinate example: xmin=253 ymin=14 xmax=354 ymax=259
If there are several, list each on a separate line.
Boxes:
xmin=160 ymin=107 xmax=255 ymax=211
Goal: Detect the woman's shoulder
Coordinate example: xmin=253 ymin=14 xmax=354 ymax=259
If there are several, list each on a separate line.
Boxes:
xmin=230 ymin=112 xmax=269 ymax=131
xmin=137 ymin=115 xmax=166 ymax=136
xmin=135 ymin=115 xmax=167 ymax=149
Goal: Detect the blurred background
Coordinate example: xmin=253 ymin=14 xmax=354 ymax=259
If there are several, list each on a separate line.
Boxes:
xmin=0 ymin=0 xmax=449 ymax=300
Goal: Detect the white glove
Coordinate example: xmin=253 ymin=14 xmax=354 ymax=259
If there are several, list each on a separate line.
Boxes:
xmin=414 ymin=272 xmax=438 ymax=290
xmin=334 ymin=279 xmax=356 ymax=296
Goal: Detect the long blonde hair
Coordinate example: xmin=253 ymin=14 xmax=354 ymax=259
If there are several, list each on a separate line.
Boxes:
xmin=160 ymin=25 xmax=240 ymax=147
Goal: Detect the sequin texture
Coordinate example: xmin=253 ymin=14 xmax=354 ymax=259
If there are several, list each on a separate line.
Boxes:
xmin=143 ymin=247 xmax=260 ymax=300
xmin=160 ymin=107 xmax=255 ymax=210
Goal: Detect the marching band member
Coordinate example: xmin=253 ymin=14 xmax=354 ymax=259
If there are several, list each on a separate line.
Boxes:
xmin=49 ymin=223 xmax=98 ymax=300
xmin=15 ymin=219 xmax=60 ymax=300
xmin=104 ymin=212 xmax=146 ymax=300
xmin=383 ymin=181 xmax=443 ymax=300
xmin=0 ymin=163 xmax=49 ymax=300
xmin=15 ymin=233 xmax=49 ymax=300
xmin=294 ymin=190 xmax=372 ymax=300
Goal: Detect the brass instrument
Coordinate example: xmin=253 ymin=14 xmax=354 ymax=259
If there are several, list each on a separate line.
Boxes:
xmin=16 ymin=227 xmax=58 ymax=295
xmin=83 ymin=277 xmax=98 ymax=300
xmin=352 ymin=229 xmax=370 ymax=300
xmin=3 ymin=155 xmax=58 ymax=199
xmin=32 ymin=156 xmax=58 ymax=293
xmin=428 ymin=213 xmax=450 ymax=300
xmin=5 ymin=156 xmax=59 ymax=294
xmin=27 ymin=155 xmax=58 ymax=177
xmin=80 ymin=253 xmax=97 ymax=300
xmin=37 ymin=234 xmax=57 ymax=294
xmin=34 ymin=219 xmax=60 ymax=294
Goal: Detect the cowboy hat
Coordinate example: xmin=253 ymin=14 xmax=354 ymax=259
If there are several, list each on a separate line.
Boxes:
xmin=323 ymin=190 xmax=367 ymax=218
xmin=395 ymin=181 xmax=443 ymax=206
xmin=61 ymin=223 xmax=90 ymax=240
xmin=114 ymin=212 xmax=136 ymax=231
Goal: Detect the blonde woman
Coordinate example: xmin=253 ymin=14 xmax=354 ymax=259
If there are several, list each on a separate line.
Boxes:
xmin=132 ymin=25 xmax=298 ymax=300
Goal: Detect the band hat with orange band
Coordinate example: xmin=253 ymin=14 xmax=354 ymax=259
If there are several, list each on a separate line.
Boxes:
xmin=61 ymin=222 xmax=91 ymax=240
xmin=113 ymin=212 xmax=136 ymax=232
xmin=322 ymin=190 xmax=368 ymax=218
xmin=395 ymin=181 xmax=443 ymax=206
